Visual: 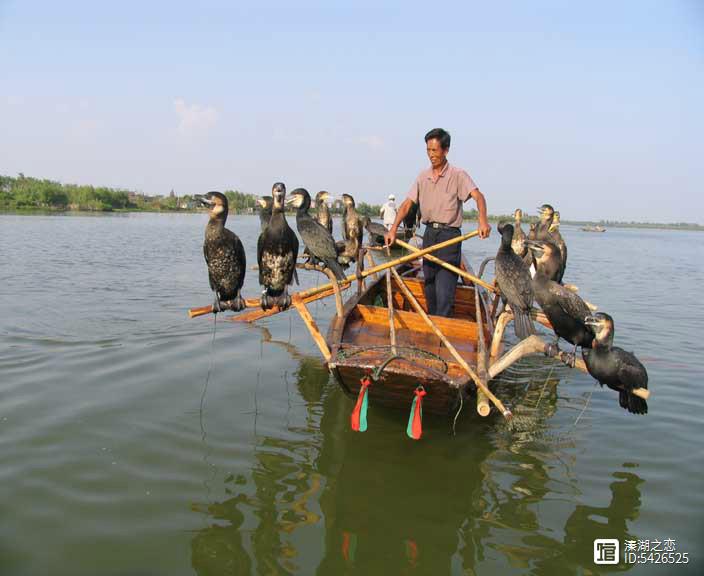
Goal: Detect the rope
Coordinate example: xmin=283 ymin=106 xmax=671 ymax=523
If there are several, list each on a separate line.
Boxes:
xmin=337 ymin=344 xmax=449 ymax=376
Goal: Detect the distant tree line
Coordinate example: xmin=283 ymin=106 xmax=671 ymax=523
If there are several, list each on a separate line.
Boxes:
xmin=0 ymin=174 xmax=260 ymax=213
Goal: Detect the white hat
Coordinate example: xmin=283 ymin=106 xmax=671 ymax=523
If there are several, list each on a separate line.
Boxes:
xmin=388 ymin=194 xmax=395 ymax=200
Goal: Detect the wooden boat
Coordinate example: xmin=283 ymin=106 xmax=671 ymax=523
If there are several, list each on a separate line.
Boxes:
xmin=189 ymin=229 xmax=649 ymax=425
xmin=326 ymin=267 xmax=493 ymax=415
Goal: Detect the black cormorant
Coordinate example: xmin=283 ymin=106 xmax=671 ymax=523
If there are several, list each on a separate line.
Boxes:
xmin=287 ymin=188 xmax=347 ymax=281
xmin=536 ymin=204 xmax=555 ymax=240
xmin=403 ymin=201 xmax=420 ymax=232
xmin=548 ymin=210 xmax=567 ymax=281
xmin=195 ymin=191 xmax=246 ymax=312
xmin=362 ymin=217 xmax=388 ymax=246
xmin=583 ymin=313 xmax=648 ymax=415
xmin=341 ymin=193 xmax=364 ymax=263
xmin=535 ymin=204 xmax=566 ymax=282
xmin=495 ymin=223 xmax=535 ymax=339
xmin=314 ymin=191 xmax=334 ymax=235
xmin=256 ymin=195 xmax=273 ymax=233
xmin=257 ymin=182 xmax=299 ymax=310
xmin=526 ymin=240 xmax=594 ymax=356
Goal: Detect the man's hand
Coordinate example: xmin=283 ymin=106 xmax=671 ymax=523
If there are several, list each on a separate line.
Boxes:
xmin=478 ymin=220 xmax=491 ymax=239
xmin=384 ymin=227 xmax=397 ymax=247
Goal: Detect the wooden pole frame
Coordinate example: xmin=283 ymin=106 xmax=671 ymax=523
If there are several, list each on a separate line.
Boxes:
xmin=474 ymin=282 xmax=491 ymax=417
xmin=385 ymin=269 xmax=397 ymax=355
xmin=393 ymin=238 xmax=496 ymax=293
xmin=389 ymin=267 xmax=512 ymax=419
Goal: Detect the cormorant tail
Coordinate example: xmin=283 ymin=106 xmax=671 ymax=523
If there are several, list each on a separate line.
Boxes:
xmin=620 ymin=390 xmax=648 ymax=415
xmin=513 ymin=310 xmax=536 ymax=340
xmin=325 ymin=258 xmax=347 ymax=281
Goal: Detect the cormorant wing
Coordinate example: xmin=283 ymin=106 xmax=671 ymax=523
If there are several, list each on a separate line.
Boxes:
xmin=203 ymin=244 xmax=216 ymax=291
xmin=257 ymin=231 xmax=265 ymax=285
xmin=548 ymin=282 xmax=591 ymax=322
xmin=613 ymin=347 xmax=648 ymax=390
xmin=298 ymin=216 xmax=337 ymax=259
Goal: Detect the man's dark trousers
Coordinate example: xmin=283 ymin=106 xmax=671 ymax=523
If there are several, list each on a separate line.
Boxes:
xmin=422 ymin=226 xmax=461 ymax=317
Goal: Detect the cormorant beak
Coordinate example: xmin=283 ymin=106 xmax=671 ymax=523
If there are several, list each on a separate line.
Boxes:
xmin=195 ymin=194 xmax=214 ymax=207
xmin=284 ymin=195 xmax=298 ymax=206
xmin=254 ymin=196 xmax=266 ymax=208
xmin=524 ymin=240 xmax=545 ymax=256
xmin=584 ymin=315 xmax=599 ymax=327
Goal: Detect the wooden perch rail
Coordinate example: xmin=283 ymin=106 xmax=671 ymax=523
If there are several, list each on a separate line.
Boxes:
xmin=188 ymin=229 xmax=481 ymax=319
xmin=393 ymin=238 xmax=496 ymax=293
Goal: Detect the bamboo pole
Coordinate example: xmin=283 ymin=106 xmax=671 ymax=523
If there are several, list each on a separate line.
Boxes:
xmin=474 ymin=280 xmax=491 ymax=417
xmin=364 ymin=249 xmax=378 ymax=282
xmin=393 ymin=238 xmax=496 ymax=293
xmin=488 ymin=335 xmax=547 ymax=379
xmin=490 ymin=311 xmax=513 ymax=359
xmin=385 ymin=269 xmax=397 ymax=355
xmin=229 ymin=284 xmax=346 ymax=323
xmin=189 ymin=229 xmax=481 ymax=318
xmin=292 ymin=295 xmax=332 ymax=362
xmin=389 ymin=268 xmax=512 ymax=419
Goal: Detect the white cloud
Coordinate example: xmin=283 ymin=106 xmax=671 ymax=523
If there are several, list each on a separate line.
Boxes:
xmin=359 ymin=135 xmax=384 ymax=151
xmin=173 ymin=98 xmax=218 ymax=133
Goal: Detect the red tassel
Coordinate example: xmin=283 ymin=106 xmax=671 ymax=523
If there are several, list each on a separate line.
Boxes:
xmin=351 ymin=376 xmax=371 ymax=432
xmin=407 ymin=386 xmax=426 ymax=440
xmin=342 ymin=531 xmax=351 ymax=562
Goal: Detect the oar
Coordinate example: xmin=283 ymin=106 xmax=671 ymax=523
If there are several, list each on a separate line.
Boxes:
xmin=189 ymin=229 xmax=481 ymax=318
xmin=389 ymin=267 xmax=512 ymax=420
xmin=393 ymin=238 xmax=496 ymax=293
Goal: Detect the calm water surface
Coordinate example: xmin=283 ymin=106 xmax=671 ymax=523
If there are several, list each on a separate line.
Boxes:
xmin=1 ymin=213 xmax=702 ymax=575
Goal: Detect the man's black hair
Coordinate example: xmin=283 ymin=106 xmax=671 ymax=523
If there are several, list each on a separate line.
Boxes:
xmin=424 ymin=128 xmax=451 ymax=150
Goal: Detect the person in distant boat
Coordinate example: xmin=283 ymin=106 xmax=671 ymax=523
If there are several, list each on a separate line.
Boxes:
xmin=380 ymin=194 xmax=397 ymax=230
xmin=385 ymin=128 xmax=490 ymax=317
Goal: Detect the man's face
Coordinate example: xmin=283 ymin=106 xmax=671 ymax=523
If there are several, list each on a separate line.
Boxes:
xmin=426 ymin=138 xmax=448 ymax=169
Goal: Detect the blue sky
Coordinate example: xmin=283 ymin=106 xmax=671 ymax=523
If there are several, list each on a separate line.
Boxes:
xmin=1 ymin=0 xmax=702 ymax=222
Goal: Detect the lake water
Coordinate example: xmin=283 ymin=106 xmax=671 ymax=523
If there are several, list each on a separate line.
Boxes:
xmin=1 ymin=213 xmax=702 ymax=575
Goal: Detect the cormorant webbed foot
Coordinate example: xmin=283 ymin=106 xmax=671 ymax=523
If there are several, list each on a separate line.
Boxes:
xmin=212 ymin=294 xmax=223 ymax=314
xmin=278 ymin=289 xmax=292 ymax=311
xmin=231 ymin=293 xmax=246 ymax=312
xmin=544 ymin=342 xmax=560 ymax=358
xmin=562 ymin=352 xmax=577 ymax=368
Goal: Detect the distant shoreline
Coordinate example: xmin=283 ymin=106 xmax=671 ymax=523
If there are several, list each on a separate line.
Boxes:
xmin=2 ymin=207 xmax=702 ymax=231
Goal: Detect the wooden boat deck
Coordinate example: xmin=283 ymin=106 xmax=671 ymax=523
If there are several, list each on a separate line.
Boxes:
xmin=327 ymin=274 xmax=491 ymax=414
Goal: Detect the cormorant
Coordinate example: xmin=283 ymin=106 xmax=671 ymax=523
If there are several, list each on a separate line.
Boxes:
xmin=548 ymin=210 xmax=568 ymax=281
xmin=362 ymin=217 xmax=388 ymax=246
xmin=495 ymin=223 xmax=535 ymax=339
xmin=257 ymin=182 xmax=299 ymax=310
xmin=341 ymin=193 xmax=364 ymax=263
xmin=314 ymin=191 xmax=334 ymax=235
xmin=256 ymin=195 xmax=273 ymax=233
xmin=583 ymin=313 xmax=649 ymax=415
xmin=511 ymin=208 xmax=528 ymax=259
xmin=526 ymin=240 xmax=594 ymax=356
xmin=403 ymin=201 xmax=420 ymax=232
xmin=536 ymin=204 xmax=555 ymax=240
xmin=286 ymin=188 xmax=347 ymax=281
xmin=195 ymin=191 xmax=246 ymax=312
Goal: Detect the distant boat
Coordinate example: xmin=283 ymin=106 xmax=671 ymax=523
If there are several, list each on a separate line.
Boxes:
xmin=581 ymin=225 xmax=606 ymax=233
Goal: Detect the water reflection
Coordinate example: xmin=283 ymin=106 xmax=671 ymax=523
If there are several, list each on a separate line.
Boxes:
xmin=191 ymin=353 xmax=644 ymax=575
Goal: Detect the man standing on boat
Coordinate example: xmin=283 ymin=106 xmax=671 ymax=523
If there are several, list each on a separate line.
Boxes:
xmin=380 ymin=194 xmax=397 ymax=230
xmin=385 ymin=128 xmax=491 ymax=317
